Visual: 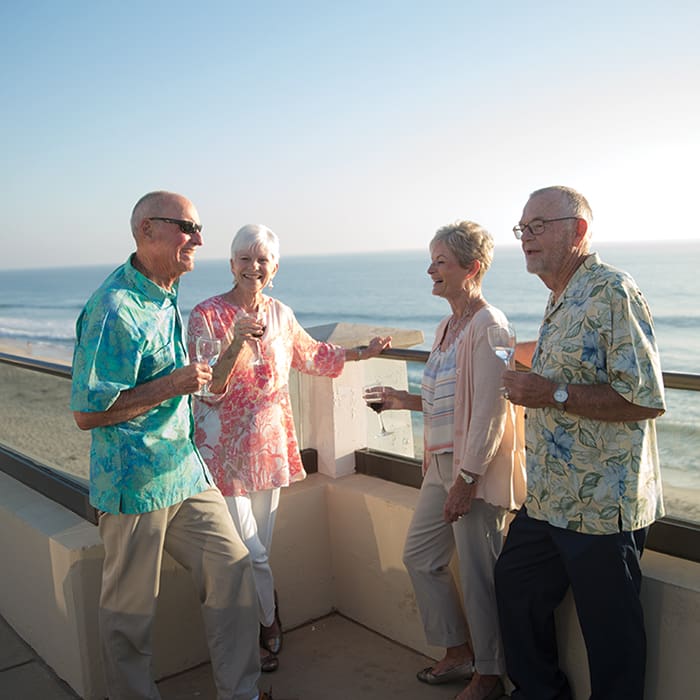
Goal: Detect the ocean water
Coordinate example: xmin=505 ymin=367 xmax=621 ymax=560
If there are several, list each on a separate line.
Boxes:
xmin=1 ymin=242 xmax=698 ymax=489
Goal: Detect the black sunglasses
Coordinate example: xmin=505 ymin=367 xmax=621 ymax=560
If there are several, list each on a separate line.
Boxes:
xmin=148 ymin=217 xmax=202 ymax=235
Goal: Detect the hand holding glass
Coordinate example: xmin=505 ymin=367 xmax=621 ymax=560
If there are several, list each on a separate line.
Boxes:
xmin=195 ymin=337 xmax=221 ymax=397
xmin=362 ymin=386 xmax=393 ymax=437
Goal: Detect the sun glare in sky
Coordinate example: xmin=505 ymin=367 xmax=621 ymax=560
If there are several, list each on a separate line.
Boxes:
xmin=1 ymin=1 xmax=698 ymax=269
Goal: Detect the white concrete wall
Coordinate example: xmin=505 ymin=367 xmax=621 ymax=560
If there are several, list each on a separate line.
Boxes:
xmin=0 ymin=472 xmax=105 ymax=699
xmin=0 ymin=472 xmax=217 ymax=699
xmin=309 ymin=473 xmax=700 ymax=700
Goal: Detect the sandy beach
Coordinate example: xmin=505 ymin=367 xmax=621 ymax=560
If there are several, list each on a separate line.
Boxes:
xmin=0 ymin=342 xmax=90 ymax=482
xmin=1 ymin=338 xmax=699 ymax=522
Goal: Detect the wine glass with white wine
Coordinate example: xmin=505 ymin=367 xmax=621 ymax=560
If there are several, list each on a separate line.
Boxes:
xmin=194 ymin=336 xmax=221 ymax=397
xmin=487 ymin=324 xmax=516 ymax=396
xmin=487 ymin=324 xmax=516 ymax=366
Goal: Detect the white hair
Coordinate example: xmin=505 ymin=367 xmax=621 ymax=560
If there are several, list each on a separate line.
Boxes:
xmin=230 ymin=224 xmax=280 ymax=262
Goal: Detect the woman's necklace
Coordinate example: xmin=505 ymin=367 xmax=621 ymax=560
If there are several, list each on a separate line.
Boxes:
xmin=227 ymin=286 xmax=261 ymax=315
xmin=442 ymin=297 xmax=486 ymax=348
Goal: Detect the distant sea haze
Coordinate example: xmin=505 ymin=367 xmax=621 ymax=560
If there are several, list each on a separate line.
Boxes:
xmin=1 ymin=243 xmax=696 ymax=370
xmin=0 ymin=243 xmax=698 ymax=491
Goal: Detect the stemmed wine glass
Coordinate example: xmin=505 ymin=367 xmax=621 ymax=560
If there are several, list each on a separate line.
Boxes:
xmin=487 ymin=324 xmax=516 ymax=395
xmin=362 ymin=385 xmax=393 ymax=437
xmin=487 ymin=324 xmax=516 ymax=365
xmin=247 ymin=312 xmax=267 ymax=366
xmin=194 ymin=336 xmax=221 ymax=397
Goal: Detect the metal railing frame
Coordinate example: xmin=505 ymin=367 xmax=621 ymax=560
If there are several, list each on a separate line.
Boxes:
xmin=1 ymin=350 xmax=699 ymax=562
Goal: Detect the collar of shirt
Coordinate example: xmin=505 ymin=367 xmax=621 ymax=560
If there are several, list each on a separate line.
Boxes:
xmin=544 ymin=252 xmax=600 ymax=320
xmin=126 ymin=254 xmax=179 ymax=308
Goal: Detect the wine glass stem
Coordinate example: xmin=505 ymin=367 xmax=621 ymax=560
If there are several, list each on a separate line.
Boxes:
xmin=250 ymin=339 xmax=261 ymax=364
xmin=498 ymin=358 xmax=508 ymax=392
xmin=378 ymin=414 xmax=389 ymax=435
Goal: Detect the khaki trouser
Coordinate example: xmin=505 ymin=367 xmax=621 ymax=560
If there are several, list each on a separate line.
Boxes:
xmin=403 ymin=453 xmax=508 ymax=676
xmin=99 ymin=487 xmax=260 ymax=700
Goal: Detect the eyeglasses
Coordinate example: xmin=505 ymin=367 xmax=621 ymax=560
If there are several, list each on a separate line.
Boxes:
xmin=513 ymin=217 xmax=578 ymax=240
xmin=148 ymin=217 xmax=202 ymax=235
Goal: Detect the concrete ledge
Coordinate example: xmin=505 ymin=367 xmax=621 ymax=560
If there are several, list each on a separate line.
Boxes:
xmin=0 ymin=472 xmax=103 ymax=698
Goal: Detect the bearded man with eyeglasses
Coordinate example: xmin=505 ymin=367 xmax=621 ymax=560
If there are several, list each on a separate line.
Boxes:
xmin=494 ymin=185 xmax=665 ymax=700
xmin=71 ymin=191 xmax=269 ymax=700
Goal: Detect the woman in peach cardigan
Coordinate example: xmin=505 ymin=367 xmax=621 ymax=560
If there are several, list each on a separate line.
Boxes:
xmin=373 ymin=220 xmax=525 ymax=700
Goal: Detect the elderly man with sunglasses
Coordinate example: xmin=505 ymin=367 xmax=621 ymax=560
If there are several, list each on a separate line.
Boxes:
xmin=71 ymin=191 xmax=267 ymax=700
xmin=495 ymin=186 xmax=665 ymax=700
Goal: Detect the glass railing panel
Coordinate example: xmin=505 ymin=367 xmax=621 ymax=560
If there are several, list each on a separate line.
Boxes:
xmin=657 ymin=387 xmax=700 ymax=524
xmin=1 ymin=348 xmax=699 ymax=552
xmin=378 ymin=350 xmax=700 ymax=529
xmin=0 ymin=362 xmax=90 ymax=485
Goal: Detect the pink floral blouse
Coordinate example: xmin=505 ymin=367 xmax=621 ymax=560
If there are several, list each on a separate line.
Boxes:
xmin=187 ymin=294 xmax=345 ymax=496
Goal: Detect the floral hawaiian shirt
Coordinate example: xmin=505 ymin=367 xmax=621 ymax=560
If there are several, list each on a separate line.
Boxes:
xmin=526 ymin=253 xmax=666 ymax=534
xmin=71 ymin=257 xmax=213 ymax=514
xmin=187 ymin=295 xmax=345 ymax=496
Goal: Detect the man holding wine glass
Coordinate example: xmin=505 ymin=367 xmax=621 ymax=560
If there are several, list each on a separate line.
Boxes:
xmin=370 ymin=220 xmax=525 ymax=700
xmin=495 ymin=185 xmax=666 ymax=700
xmin=187 ymin=223 xmax=391 ymax=673
xmin=70 ymin=191 xmax=267 ymax=700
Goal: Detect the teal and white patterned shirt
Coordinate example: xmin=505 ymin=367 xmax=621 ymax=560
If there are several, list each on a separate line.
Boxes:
xmin=526 ymin=253 xmax=666 ymax=535
xmin=71 ymin=257 xmax=213 ymax=514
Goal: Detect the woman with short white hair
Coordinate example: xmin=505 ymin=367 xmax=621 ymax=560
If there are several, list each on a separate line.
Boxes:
xmin=187 ymin=224 xmax=391 ymax=672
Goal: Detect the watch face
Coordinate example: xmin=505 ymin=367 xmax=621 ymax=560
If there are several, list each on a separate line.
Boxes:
xmin=554 ymin=387 xmax=568 ymax=403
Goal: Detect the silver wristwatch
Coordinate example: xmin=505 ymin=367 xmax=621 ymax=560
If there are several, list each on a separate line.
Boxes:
xmin=459 ymin=470 xmax=477 ymax=485
xmin=553 ymin=383 xmax=569 ymax=411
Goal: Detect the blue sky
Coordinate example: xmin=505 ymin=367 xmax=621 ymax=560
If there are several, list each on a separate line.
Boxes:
xmin=2 ymin=1 xmax=698 ymax=270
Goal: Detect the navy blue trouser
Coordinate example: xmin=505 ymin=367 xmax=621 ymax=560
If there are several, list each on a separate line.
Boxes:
xmin=494 ymin=508 xmax=647 ymax=700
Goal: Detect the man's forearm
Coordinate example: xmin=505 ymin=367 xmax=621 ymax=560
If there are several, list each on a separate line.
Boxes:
xmin=74 ymin=373 xmax=178 ymax=430
xmin=504 ymin=370 xmax=664 ymax=422
xmin=564 ymin=382 xmax=663 ymax=422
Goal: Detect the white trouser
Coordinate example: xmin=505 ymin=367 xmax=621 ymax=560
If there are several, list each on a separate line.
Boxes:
xmin=403 ymin=453 xmax=508 ymax=675
xmin=99 ymin=487 xmax=260 ymax=700
xmin=226 ymin=488 xmax=280 ymax=627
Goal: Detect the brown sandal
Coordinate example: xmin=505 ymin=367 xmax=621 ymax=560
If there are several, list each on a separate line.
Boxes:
xmin=260 ymin=590 xmax=283 ymax=654
xmin=260 ymin=648 xmax=279 ymax=673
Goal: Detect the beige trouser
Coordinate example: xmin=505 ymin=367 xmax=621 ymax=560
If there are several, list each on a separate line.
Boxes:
xmin=403 ymin=453 xmax=508 ymax=676
xmin=98 ymin=487 xmax=260 ymax=700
